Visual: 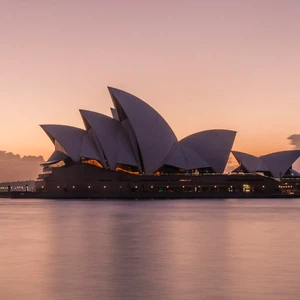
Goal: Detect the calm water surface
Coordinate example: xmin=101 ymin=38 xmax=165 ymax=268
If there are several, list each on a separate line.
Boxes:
xmin=1 ymin=199 xmax=300 ymax=300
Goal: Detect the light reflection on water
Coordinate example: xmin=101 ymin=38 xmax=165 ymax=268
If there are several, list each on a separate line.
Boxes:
xmin=1 ymin=199 xmax=300 ymax=300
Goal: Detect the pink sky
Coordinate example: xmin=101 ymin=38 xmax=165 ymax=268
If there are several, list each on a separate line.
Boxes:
xmin=1 ymin=0 xmax=300 ymax=160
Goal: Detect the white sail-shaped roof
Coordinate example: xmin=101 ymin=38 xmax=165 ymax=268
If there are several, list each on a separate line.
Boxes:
xmin=255 ymin=159 xmax=270 ymax=172
xmin=180 ymin=130 xmax=236 ymax=173
xmin=115 ymin=122 xmax=139 ymax=167
xmin=42 ymin=150 xmax=69 ymax=165
xmin=54 ymin=140 xmax=68 ymax=154
xmin=40 ymin=125 xmax=86 ymax=162
xmin=110 ymin=108 xmax=119 ymax=121
xmin=80 ymin=129 xmax=104 ymax=162
xmin=232 ymin=150 xmax=300 ymax=177
xmin=260 ymin=150 xmax=300 ymax=178
xmin=182 ymin=145 xmax=210 ymax=170
xmin=163 ymin=143 xmax=210 ymax=170
xmin=108 ymin=87 xmax=178 ymax=173
xmin=231 ymin=151 xmax=259 ymax=173
xmin=121 ymin=118 xmax=142 ymax=171
xmin=80 ymin=110 xmax=137 ymax=169
xmin=41 ymin=124 xmax=103 ymax=163
xmin=163 ymin=143 xmax=187 ymax=170
xmin=41 ymin=87 xmax=241 ymax=174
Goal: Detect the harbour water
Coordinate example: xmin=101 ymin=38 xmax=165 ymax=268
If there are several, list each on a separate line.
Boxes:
xmin=1 ymin=199 xmax=300 ymax=300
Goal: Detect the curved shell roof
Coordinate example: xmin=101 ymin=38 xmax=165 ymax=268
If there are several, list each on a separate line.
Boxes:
xmin=232 ymin=150 xmax=300 ymax=177
xmin=40 ymin=124 xmax=102 ymax=162
xmin=182 ymin=145 xmax=210 ymax=170
xmin=80 ymin=110 xmax=137 ymax=169
xmin=41 ymin=125 xmax=85 ymax=162
xmin=231 ymin=151 xmax=259 ymax=173
xmin=180 ymin=130 xmax=237 ymax=173
xmin=260 ymin=150 xmax=300 ymax=177
xmin=41 ymin=87 xmax=238 ymax=174
xmin=255 ymin=160 xmax=270 ymax=172
xmin=163 ymin=143 xmax=187 ymax=169
xmin=110 ymin=108 xmax=119 ymax=121
xmin=42 ymin=150 xmax=69 ymax=165
xmin=80 ymin=129 xmax=104 ymax=163
xmin=108 ymin=87 xmax=178 ymax=173
xmin=164 ymin=143 xmax=210 ymax=170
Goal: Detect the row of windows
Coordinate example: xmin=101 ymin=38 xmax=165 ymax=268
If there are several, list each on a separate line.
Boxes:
xmin=54 ymin=184 xmax=267 ymax=192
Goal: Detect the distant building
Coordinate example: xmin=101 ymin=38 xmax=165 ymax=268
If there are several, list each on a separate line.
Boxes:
xmin=0 ymin=180 xmax=35 ymax=192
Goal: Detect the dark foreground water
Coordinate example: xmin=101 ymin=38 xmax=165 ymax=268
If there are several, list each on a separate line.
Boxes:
xmin=1 ymin=199 xmax=300 ymax=300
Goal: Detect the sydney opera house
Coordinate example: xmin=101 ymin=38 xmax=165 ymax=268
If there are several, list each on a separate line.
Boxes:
xmin=36 ymin=87 xmax=300 ymax=198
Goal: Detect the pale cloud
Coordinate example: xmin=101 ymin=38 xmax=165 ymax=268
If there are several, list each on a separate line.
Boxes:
xmin=288 ymin=135 xmax=300 ymax=171
xmin=0 ymin=151 xmax=44 ymax=182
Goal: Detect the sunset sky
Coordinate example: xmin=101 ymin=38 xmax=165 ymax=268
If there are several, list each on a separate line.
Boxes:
xmin=1 ymin=0 xmax=300 ymax=160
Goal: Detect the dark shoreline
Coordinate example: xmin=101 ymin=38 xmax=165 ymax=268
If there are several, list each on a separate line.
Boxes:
xmin=1 ymin=191 xmax=298 ymax=200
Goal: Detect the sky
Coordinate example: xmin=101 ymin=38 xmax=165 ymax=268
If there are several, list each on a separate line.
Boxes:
xmin=1 ymin=0 xmax=300 ymax=161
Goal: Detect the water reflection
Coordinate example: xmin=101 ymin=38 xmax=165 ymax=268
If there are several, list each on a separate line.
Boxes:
xmin=1 ymin=199 xmax=300 ymax=299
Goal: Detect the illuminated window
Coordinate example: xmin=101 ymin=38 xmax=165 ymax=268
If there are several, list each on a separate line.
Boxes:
xmin=82 ymin=159 xmax=103 ymax=168
xmin=115 ymin=165 xmax=139 ymax=175
xmin=243 ymin=184 xmax=251 ymax=192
